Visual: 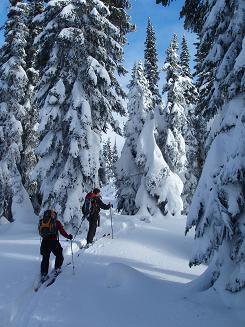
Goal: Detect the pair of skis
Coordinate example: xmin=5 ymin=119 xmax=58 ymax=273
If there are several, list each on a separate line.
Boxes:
xmin=34 ymin=233 xmax=111 ymax=292
xmin=83 ymin=232 xmax=111 ymax=247
xmin=34 ymin=262 xmax=71 ymax=292
xmin=78 ymin=233 xmax=111 ymax=253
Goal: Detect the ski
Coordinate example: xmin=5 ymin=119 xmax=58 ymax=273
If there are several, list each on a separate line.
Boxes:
xmin=34 ymin=279 xmax=46 ymax=292
xmin=45 ymin=262 xmax=71 ymax=288
xmin=81 ymin=233 xmax=111 ymax=248
xmin=46 ymin=270 xmax=61 ymax=287
xmin=34 ymin=262 xmax=71 ymax=292
xmin=77 ymin=233 xmax=111 ymax=255
xmin=34 ymin=273 xmax=54 ymax=292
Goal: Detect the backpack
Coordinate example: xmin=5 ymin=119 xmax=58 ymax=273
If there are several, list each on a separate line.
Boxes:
xmin=82 ymin=193 xmax=94 ymax=221
xmin=38 ymin=210 xmax=58 ymax=238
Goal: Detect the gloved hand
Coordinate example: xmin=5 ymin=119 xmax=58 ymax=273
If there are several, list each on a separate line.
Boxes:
xmin=68 ymin=234 xmax=73 ymax=240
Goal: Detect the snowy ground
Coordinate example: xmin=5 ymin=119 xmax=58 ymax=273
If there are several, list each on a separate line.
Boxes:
xmin=0 ymin=186 xmax=245 ymax=327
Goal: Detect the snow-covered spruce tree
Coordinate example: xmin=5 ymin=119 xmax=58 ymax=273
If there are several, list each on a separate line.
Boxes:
xmin=144 ymin=18 xmax=161 ymax=105
xmin=112 ymin=139 xmax=119 ymax=178
xmin=103 ymin=137 xmax=113 ymax=180
xmin=102 ymin=0 xmax=135 ymax=46
xmin=158 ymin=0 xmax=245 ymax=292
xmin=159 ymin=34 xmax=187 ymax=177
xmin=157 ymin=0 xmax=207 ymax=176
xmin=33 ymin=0 xmax=132 ymax=226
xmin=0 ymin=0 xmax=34 ymax=221
xmin=21 ymin=0 xmax=45 ymax=212
xmin=116 ymin=62 xmax=152 ymax=214
xmin=102 ymin=137 xmax=118 ymax=181
xmin=100 ymin=0 xmax=135 ymax=102
xmin=135 ymin=114 xmax=183 ymax=217
xmin=180 ymin=35 xmax=191 ymax=79
xmin=191 ymin=37 xmax=209 ymax=171
xmin=180 ymin=0 xmax=245 ymax=292
xmin=98 ymin=150 xmax=107 ymax=186
xmin=179 ymin=35 xmax=199 ymax=214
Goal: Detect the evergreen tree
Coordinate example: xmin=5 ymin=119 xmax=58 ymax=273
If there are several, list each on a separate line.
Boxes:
xmin=180 ymin=36 xmax=207 ymax=193
xmin=100 ymin=0 xmax=135 ymax=102
xmin=144 ymin=18 xmax=160 ymax=105
xmin=116 ymin=62 xmax=152 ymax=214
xmin=0 ymin=0 xmax=33 ymax=220
xmin=98 ymin=150 xmax=107 ymax=186
xmin=33 ymin=0 xmax=132 ymax=225
xmin=135 ymin=115 xmax=183 ymax=217
xmin=162 ymin=34 xmax=181 ymax=98
xmin=112 ymin=139 xmax=119 ymax=177
xmin=117 ymin=60 xmax=182 ymax=217
xmin=180 ymin=35 xmax=199 ymax=106
xmin=159 ymin=34 xmax=187 ymax=176
xmin=26 ymin=0 xmax=45 ymax=64
xmin=103 ymin=137 xmax=113 ymax=180
xmin=156 ymin=1 xmax=207 ymax=178
xmin=180 ymin=35 xmax=191 ymax=78
xmin=102 ymin=0 xmax=135 ymax=47
xmin=180 ymin=35 xmax=199 ymax=214
xmin=21 ymin=0 xmax=45 ymax=212
xmin=181 ymin=0 xmax=245 ymax=292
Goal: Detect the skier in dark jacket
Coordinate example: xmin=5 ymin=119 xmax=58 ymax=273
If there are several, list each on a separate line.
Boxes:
xmin=86 ymin=188 xmax=111 ymax=245
xmin=39 ymin=210 xmax=73 ymax=281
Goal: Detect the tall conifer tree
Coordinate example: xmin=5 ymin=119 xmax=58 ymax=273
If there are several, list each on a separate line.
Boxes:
xmin=158 ymin=0 xmax=245 ymax=292
xmin=117 ymin=62 xmax=152 ymax=214
xmin=184 ymin=0 xmax=245 ymax=293
xmin=159 ymin=34 xmax=187 ymax=176
xmin=112 ymin=139 xmax=119 ymax=177
xmin=33 ymin=0 xmax=132 ymax=225
xmin=180 ymin=35 xmax=191 ymax=78
xmin=179 ymin=35 xmax=198 ymax=214
xmin=0 ymin=0 xmax=33 ymax=220
xmin=144 ymin=18 xmax=160 ymax=105
xmin=103 ymin=137 xmax=113 ymax=180
xmin=21 ymin=0 xmax=45 ymax=211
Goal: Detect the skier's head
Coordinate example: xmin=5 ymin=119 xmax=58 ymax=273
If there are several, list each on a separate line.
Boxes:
xmin=93 ymin=188 xmax=101 ymax=196
xmin=43 ymin=209 xmax=57 ymax=220
xmin=50 ymin=210 xmax=57 ymax=219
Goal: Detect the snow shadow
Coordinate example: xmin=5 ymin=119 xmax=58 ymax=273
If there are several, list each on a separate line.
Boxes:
xmin=26 ymin=254 xmax=243 ymax=327
xmin=80 ymin=251 xmax=198 ymax=282
xmin=122 ymin=225 xmax=194 ymax=261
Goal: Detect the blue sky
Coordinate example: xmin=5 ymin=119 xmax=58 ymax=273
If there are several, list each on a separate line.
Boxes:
xmin=126 ymin=0 xmax=196 ymax=69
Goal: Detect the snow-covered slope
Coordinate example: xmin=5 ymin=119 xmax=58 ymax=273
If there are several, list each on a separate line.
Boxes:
xmin=0 ymin=189 xmax=244 ymax=327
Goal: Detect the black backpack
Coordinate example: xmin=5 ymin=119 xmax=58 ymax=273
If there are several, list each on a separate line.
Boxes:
xmin=82 ymin=194 xmax=94 ymax=220
xmin=38 ymin=210 xmax=58 ymax=238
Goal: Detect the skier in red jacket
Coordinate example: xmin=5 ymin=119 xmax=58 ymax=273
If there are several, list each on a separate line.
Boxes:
xmin=39 ymin=210 xmax=73 ymax=281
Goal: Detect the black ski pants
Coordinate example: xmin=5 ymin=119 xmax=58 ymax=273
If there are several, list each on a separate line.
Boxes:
xmin=87 ymin=215 xmax=99 ymax=244
xmin=40 ymin=239 xmax=64 ymax=275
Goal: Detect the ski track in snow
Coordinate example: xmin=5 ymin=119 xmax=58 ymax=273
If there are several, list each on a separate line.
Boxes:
xmin=8 ymin=287 xmax=39 ymax=327
xmin=0 ymin=204 xmax=245 ymax=326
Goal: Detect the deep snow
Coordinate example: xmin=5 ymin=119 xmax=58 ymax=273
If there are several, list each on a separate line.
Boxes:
xmin=0 ymin=186 xmax=244 ymax=327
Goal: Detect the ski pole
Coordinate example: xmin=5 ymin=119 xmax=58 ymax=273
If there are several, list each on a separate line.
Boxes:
xmin=110 ymin=206 xmax=114 ymax=239
xmin=70 ymin=240 xmax=75 ymax=275
xmin=73 ymin=216 xmax=85 ymax=241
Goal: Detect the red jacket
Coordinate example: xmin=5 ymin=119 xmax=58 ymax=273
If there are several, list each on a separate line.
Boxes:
xmin=45 ymin=220 xmax=69 ymax=240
